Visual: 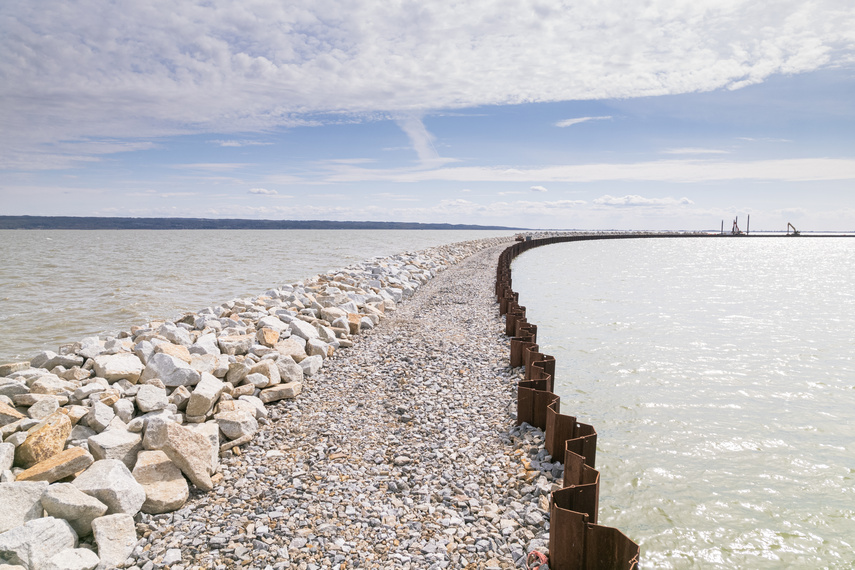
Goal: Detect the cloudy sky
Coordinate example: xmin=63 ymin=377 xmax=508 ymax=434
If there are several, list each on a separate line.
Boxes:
xmin=2 ymin=0 xmax=854 ymax=230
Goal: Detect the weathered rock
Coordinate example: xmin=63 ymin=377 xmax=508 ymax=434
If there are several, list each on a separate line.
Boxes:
xmin=184 ymin=422 xmax=219 ymax=475
xmin=72 ymin=459 xmax=146 ymax=515
xmin=188 ymin=333 xmax=220 ymax=356
xmin=259 ymin=381 xmax=303 ymax=404
xmin=134 ymin=384 xmax=168 ymax=413
xmin=72 ymin=384 xmax=105 ymax=402
xmin=142 ymin=419 xmax=214 ymax=491
xmin=0 ymin=380 xmax=29 ymax=400
xmin=132 ymin=340 xmax=155 ymax=366
xmin=156 ymin=323 xmax=193 ymax=347
xmin=225 ymin=361 xmax=250 ymax=385
xmin=0 ymin=443 xmax=14 ymax=472
xmin=15 ymin=412 xmax=72 ymax=468
xmin=306 ymin=338 xmax=333 ymax=359
xmin=90 ymin=513 xmax=136 ymax=570
xmin=238 ymin=395 xmax=268 ymax=419
xmin=188 ymin=353 xmax=217 ymax=375
xmin=132 ymin=450 xmax=189 ymax=514
xmin=241 ymin=372 xmax=270 ymax=389
xmin=0 ymin=362 xmax=30 ymax=377
xmin=27 ymin=397 xmax=60 ymax=420
xmin=185 ymin=373 xmax=224 ymax=417
xmin=40 ymin=482 xmax=108 ymax=537
xmin=112 ymin=399 xmax=135 ymax=423
xmin=288 ymin=319 xmax=319 ymax=341
xmin=31 ymin=351 xmax=84 ymax=371
xmin=168 ymin=385 xmax=191 ymax=411
xmin=214 ymin=408 xmax=257 ymax=440
xmin=30 ymin=375 xmax=76 ymax=396
xmin=217 ymin=335 xmax=253 ymax=356
xmin=76 ymin=337 xmax=105 ymax=360
xmin=299 ymin=354 xmax=323 ymax=376
xmin=320 ymin=306 xmax=347 ymax=323
xmin=0 ymin=480 xmax=49 ymax=533
xmin=87 ymin=430 xmax=142 ymax=470
xmin=0 ymin=516 xmax=77 ymax=570
xmin=84 ymin=402 xmax=114 ymax=433
xmin=0 ymin=401 xmax=26 ymax=427
xmin=275 ymin=355 xmax=304 ymax=384
xmin=256 ymin=327 xmax=280 ymax=347
xmin=42 ymin=547 xmax=100 ymax=570
xmin=139 ymin=353 xmax=201 ymax=388
xmin=15 ymin=447 xmax=94 ymax=483
xmin=346 ymin=313 xmax=362 ymax=334
xmin=152 ymin=341 xmax=191 ymax=363
xmin=230 ymin=382 xmax=255 ymax=397
xmin=92 ymin=353 xmax=143 ymax=383
xmin=275 ymin=338 xmax=307 ymax=362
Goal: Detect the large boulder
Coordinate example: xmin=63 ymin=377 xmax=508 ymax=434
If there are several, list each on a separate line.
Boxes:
xmin=15 ymin=412 xmax=72 ymax=468
xmin=91 ymin=513 xmax=136 ymax=570
xmin=275 ymin=338 xmax=307 ymax=363
xmin=87 ymin=429 xmax=142 ymax=470
xmin=72 ymin=459 xmax=146 ymax=516
xmin=0 ymin=480 xmax=49 ymax=533
xmin=92 ymin=353 xmax=143 ymax=383
xmin=288 ymin=319 xmax=319 ymax=341
xmin=40 ymin=482 xmax=108 ymax=537
xmin=132 ymin=450 xmax=189 ymax=514
xmin=0 ymin=516 xmax=78 ymax=570
xmin=139 ymin=353 xmax=200 ymax=388
xmin=185 ymin=373 xmax=224 ymax=417
xmin=15 ymin=447 xmax=94 ymax=483
xmin=142 ymin=419 xmax=214 ymax=491
xmin=275 ymin=356 xmax=304 ymax=384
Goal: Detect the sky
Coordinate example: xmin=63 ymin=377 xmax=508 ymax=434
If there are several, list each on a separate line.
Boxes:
xmin=2 ymin=0 xmax=854 ymax=230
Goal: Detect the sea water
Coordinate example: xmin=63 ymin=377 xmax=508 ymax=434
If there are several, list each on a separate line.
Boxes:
xmin=511 ymin=237 xmax=855 ymax=569
xmin=0 ymin=229 xmax=513 ymax=362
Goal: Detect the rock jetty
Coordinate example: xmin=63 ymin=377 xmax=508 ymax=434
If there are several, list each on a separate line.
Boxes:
xmin=1 ymin=236 xmax=561 ymax=569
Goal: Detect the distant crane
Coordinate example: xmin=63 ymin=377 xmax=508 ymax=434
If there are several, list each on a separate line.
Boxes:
xmin=787 ymin=222 xmax=801 ymax=236
xmin=731 ymin=216 xmax=745 ymax=235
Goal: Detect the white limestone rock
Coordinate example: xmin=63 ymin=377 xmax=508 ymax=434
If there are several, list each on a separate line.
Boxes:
xmin=132 ymin=450 xmax=189 ymax=515
xmin=288 ymin=319 xmax=319 ymax=341
xmin=40 ymin=482 xmax=108 ymax=537
xmin=90 ymin=513 xmax=136 ymax=570
xmin=84 ymin=402 xmax=114 ymax=433
xmin=139 ymin=353 xmax=200 ymax=388
xmin=0 ymin=443 xmax=14 ymax=472
xmin=259 ymin=382 xmax=302 ymax=404
xmin=156 ymin=323 xmax=193 ymax=347
xmin=0 ymin=480 xmax=49 ymax=533
xmin=185 ymin=373 xmax=224 ymax=417
xmin=42 ymin=547 xmax=100 ymax=570
xmin=214 ymin=409 xmax=257 ymax=441
xmin=72 ymin=459 xmax=146 ymax=516
xmin=0 ymin=517 xmax=78 ymax=570
xmin=92 ymin=353 xmax=143 ymax=384
xmin=87 ymin=429 xmax=143 ymax=470
xmin=299 ymin=355 xmax=323 ymax=376
xmin=188 ymin=333 xmax=220 ymax=356
xmin=142 ymin=418 xmax=214 ymax=491
xmin=275 ymin=356 xmax=304 ymax=384
xmin=134 ymin=384 xmax=168 ymax=413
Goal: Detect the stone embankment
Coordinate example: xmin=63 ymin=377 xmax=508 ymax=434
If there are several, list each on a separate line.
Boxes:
xmin=1 ymin=236 xmax=557 ymax=570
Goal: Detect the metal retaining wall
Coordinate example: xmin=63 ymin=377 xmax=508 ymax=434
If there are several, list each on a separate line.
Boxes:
xmin=496 ymin=235 xmax=648 ymax=569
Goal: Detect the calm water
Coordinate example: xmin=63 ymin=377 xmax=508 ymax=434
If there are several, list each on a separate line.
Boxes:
xmin=0 ymin=229 xmax=513 ymax=362
xmin=512 ymin=237 xmax=855 ymax=569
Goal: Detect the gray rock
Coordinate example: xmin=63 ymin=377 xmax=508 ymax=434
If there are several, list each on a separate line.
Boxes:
xmin=237 ymin=395 xmax=268 ymax=419
xmin=188 ymin=333 xmax=220 ymax=356
xmin=288 ymin=319 xmax=319 ymax=341
xmin=42 ymin=547 xmax=100 ymax=570
xmin=0 ymin=517 xmax=78 ymax=570
xmin=72 ymin=460 xmax=146 ymax=515
xmin=248 ymin=360 xmax=280 ymax=386
xmin=92 ymin=353 xmax=143 ymax=383
xmin=132 ymin=340 xmax=155 ymax=366
xmin=139 ymin=353 xmax=200 ymax=388
xmin=87 ymin=429 xmax=143 ymax=470
xmin=306 ymin=338 xmax=331 ymax=359
xmin=91 ymin=513 xmax=136 ymax=570
xmin=216 ymin=335 xmax=254 ymax=356
xmin=40 ymin=482 xmax=108 ymax=537
xmin=142 ymin=419 xmax=214 ymax=491
xmin=184 ymin=422 xmax=219 ymax=475
xmin=214 ymin=409 xmax=258 ymax=440
xmin=225 ymin=361 xmax=250 ymax=385
xmin=0 ymin=480 xmax=49 ymax=533
xmin=132 ymin=450 xmax=189 ymax=514
xmin=299 ymin=354 xmax=323 ymax=376
xmin=84 ymin=402 xmax=114 ymax=433
xmin=27 ymin=397 xmax=60 ymax=420
xmin=75 ymin=337 xmax=105 ymax=360
xmin=168 ymin=385 xmax=191 ymax=410
xmin=134 ymin=384 xmax=168 ymax=413
xmin=112 ymin=399 xmax=135 ymax=423
xmin=0 ymin=443 xmax=14 ymax=472
xmin=185 ymin=373 xmax=224 ymax=417
xmin=156 ymin=323 xmax=193 ymax=347
xmin=242 ymin=372 xmax=270 ymax=389
xmin=275 ymin=356 xmax=304 ymax=384
xmin=259 ymin=382 xmax=302 ymax=404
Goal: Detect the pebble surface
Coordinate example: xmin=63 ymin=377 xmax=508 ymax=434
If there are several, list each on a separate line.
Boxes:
xmin=126 ymin=244 xmax=556 ymax=570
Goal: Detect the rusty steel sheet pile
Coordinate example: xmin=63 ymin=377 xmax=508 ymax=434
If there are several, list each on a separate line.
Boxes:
xmin=496 ymin=235 xmax=641 ymax=570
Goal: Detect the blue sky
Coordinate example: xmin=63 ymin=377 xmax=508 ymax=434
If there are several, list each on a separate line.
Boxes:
xmin=2 ymin=1 xmax=854 ymax=230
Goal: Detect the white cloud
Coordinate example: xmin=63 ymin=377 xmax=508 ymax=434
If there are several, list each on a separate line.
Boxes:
xmin=593 ymin=195 xmax=694 ymax=207
xmin=249 ymin=188 xmax=278 ymax=195
xmin=530 ymin=185 xmax=548 ymax=192
xmin=3 ymin=0 xmax=852 ymax=167
xmin=210 ymin=140 xmax=273 ymax=147
xmin=661 ymin=148 xmax=730 ymax=155
xmin=555 ymin=116 xmax=612 ymax=128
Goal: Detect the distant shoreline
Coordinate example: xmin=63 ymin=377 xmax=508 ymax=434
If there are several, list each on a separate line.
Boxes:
xmin=0 ymin=216 xmax=523 ymax=231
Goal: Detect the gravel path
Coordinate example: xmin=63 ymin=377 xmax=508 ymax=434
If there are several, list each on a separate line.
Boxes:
xmin=128 ymin=245 xmax=554 ymax=570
